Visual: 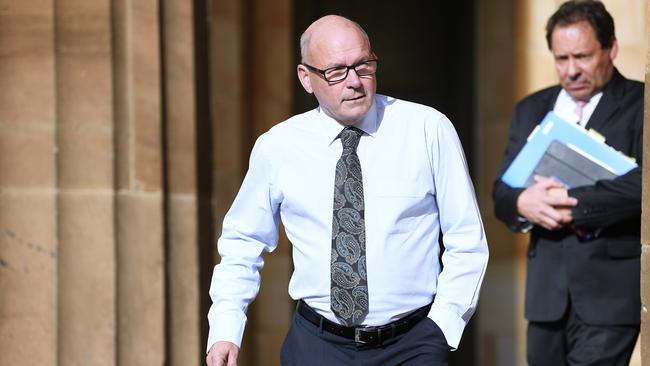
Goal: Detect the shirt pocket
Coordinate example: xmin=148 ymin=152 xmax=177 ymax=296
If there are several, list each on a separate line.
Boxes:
xmin=370 ymin=177 xmax=433 ymax=236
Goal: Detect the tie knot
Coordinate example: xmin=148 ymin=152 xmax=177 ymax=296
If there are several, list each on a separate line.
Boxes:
xmin=340 ymin=127 xmax=362 ymax=151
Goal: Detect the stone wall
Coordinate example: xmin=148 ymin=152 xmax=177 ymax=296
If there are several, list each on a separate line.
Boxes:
xmin=642 ymin=1 xmax=650 ymax=363
xmin=0 ymin=1 xmax=205 ymax=364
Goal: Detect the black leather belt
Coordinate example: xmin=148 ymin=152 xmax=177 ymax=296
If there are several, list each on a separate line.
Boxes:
xmin=296 ymin=300 xmax=432 ymax=347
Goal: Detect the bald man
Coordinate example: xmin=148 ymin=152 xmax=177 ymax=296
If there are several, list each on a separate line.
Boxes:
xmin=206 ymin=15 xmax=488 ymax=366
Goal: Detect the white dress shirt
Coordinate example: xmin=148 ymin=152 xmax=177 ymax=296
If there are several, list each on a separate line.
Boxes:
xmin=207 ymin=94 xmax=489 ymax=351
xmin=554 ymin=89 xmax=603 ymax=127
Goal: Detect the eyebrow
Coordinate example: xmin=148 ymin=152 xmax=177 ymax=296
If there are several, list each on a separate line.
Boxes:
xmin=323 ymin=55 xmax=374 ymax=69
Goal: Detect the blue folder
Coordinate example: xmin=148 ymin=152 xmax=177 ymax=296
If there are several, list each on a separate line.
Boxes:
xmin=501 ymin=111 xmax=637 ymax=188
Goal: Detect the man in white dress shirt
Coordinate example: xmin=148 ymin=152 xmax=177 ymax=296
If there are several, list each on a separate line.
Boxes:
xmin=206 ymin=15 xmax=488 ymax=366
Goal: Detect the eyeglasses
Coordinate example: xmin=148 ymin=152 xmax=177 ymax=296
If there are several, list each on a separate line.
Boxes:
xmin=302 ymin=59 xmax=378 ymax=83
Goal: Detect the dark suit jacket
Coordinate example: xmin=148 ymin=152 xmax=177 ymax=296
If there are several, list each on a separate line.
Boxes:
xmin=492 ymin=69 xmax=644 ymax=325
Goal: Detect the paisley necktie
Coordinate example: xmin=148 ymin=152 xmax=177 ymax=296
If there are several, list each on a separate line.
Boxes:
xmin=330 ymin=126 xmax=368 ymax=326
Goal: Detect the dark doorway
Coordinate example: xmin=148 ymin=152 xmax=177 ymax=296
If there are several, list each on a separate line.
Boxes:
xmin=293 ymin=0 xmax=476 ymax=168
xmin=293 ymin=2 xmax=478 ymax=365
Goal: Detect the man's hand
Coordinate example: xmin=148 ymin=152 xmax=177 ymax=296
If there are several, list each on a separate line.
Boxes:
xmin=206 ymin=341 xmax=239 ymax=366
xmin=516 ymin=175 xmax=578 ymax=230
xmin=546 ymin=183 xmax=575 ymax=222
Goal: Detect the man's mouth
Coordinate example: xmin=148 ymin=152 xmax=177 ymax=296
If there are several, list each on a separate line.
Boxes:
xmin=565 ymin=81 xmax=588 ymax=90
xmin=343 ymin=95 xmax=365 ymax=102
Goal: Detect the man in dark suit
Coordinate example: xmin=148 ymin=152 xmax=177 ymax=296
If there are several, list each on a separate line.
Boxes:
xmin=492 ymin=1 xmax=643 ymax=365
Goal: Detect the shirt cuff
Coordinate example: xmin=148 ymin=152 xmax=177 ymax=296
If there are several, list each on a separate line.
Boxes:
xmin=206 ymin=310 xmax=248 ymax=353
xmin=429 ymin=303 xmax=467 ymax=351
xmin=516 ymin=216 xmax=533 ymax=233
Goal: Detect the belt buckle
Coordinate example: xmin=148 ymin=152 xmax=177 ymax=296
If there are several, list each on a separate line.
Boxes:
xmin=354 ymin=327 xmax=369 ymax=344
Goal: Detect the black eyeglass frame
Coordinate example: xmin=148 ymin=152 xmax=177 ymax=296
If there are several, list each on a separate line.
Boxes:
xmin=301 ymin=58 xmax=379 ymax=83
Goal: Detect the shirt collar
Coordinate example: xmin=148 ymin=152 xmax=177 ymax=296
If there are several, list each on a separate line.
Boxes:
xmin=318 ymin=98 xmax=378 ymax=146
xmin=557 ymin=89 xmax=603 ymax=108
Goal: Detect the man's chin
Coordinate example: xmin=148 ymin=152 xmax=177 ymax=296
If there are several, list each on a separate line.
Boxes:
xmin=563 ymin=84 xmax=592 ymax=100
xmin=345 ymin=105 xmax=371 ymax=120
xmin=566 ymin=88 xmax=592 ymax=101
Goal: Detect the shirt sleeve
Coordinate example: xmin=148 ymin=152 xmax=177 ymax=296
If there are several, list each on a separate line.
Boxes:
xmin=426 ymin=116 xmax=489 ymax=350
xmin=206 ymin=133 xmax=282 ymax=352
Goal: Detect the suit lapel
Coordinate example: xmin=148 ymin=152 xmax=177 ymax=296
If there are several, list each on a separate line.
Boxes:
xmin=584 ymin=69 xmax=624 ymax=132
xmin=533 ymin=87 xmax=560 ymax=125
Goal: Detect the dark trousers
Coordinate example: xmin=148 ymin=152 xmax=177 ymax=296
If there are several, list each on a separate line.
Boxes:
xmin=280 ymin=310 xmax=449 ymax=365
xmin=527 ymin=304 xmax=639 ymax=366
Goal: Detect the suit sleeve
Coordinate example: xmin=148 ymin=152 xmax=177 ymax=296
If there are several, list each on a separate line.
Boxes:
xmin=568 ymin=106 xmax=643 ymax=230
xmin=492 ymin=103 xmax=531 ymax=232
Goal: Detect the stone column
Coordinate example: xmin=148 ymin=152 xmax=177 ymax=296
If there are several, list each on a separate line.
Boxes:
xmin=55 ymin=1 xmax=116 ymax=365
xmin=0 ymin=1 xmax=58 ymax=364
xmin=641 ymin=2 xmax=650 ymax=364
xmin=113 ymin=0 xmax=166 ymax=365
xmin=1 ymin=0 xmax=215 ymax=365
xmin=162 ymin=0 xmax=202 ymax=365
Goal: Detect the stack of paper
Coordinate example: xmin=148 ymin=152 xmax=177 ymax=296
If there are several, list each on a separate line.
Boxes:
xmin=501 ymin=111 xmax=637 ymax=188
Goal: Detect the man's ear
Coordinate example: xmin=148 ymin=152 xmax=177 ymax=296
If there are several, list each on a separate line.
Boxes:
xmin=297 ymin=64 xmax=314 ymax=94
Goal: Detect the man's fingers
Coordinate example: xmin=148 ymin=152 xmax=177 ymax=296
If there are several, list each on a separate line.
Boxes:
xmin=227 ymin=353 xmax=238 ymax=366
xmin=541 ymin=207 xmax=563 ymax=226
xmin=556 ymin=207 xmax=574 ymax=224
xmin=206 ymin=342 xmax=239 ymax=366
xmin=532 ymin=213 xmax=557 ymax=230
xmin=533 ymin=175 xmax=566 ymax=189
xmin=538 ymin=215 xmax=562 ymax=231
xmin=207 ymin=353 xmax=225 ymax=366
xmin=226 ymin=347 xmax=238 ymax=366
xmin=517 ymin=181 xmax=576 ymax=229
xmin=539 ymin=204 xmax=575 ymax=229
xmin=206 ymin=354 xmax=222 ymax=366
xmin=533 ymin=205 xmax=573 ymax=230
xmin=547 ymin=195 xmax=578 ymax=207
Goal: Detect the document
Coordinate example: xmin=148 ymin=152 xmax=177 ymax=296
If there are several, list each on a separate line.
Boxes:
xmin=501 ymin=111 xmax=637 ymax=188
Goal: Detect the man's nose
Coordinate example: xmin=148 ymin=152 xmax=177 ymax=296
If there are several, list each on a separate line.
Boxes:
xmin=344 ymin=68 xmax=363 ymax=87
xmin=567 ymin=58 xmax=580 ymax=79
